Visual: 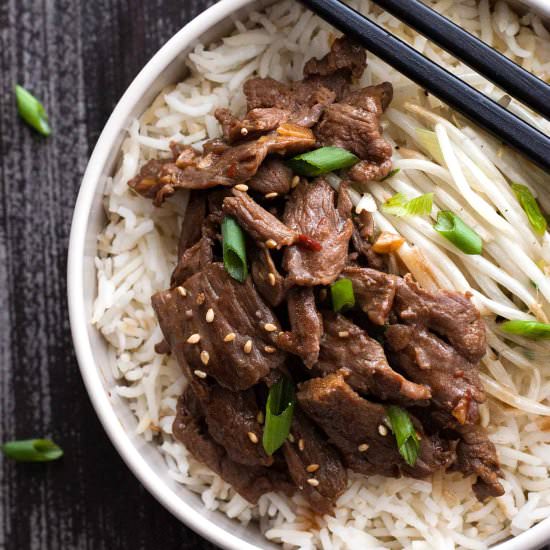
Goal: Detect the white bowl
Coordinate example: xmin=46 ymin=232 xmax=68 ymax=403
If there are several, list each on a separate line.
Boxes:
xmin=67 ymin=1 xmax=550 ymax=548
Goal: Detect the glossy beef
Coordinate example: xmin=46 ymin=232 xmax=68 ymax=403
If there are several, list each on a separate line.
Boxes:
xmin=315 ymin=313 xmax=431 ymax=402
xmin=283 ymin=178 xmax=353 ymax=286
xmin=250 ymin=247 xmax=288 ymax=307
xmin=152 ymin=263 xmax=285 ymax=391
xmin=247 ymin=157 xmax=294 ymax=195
xmin=386 ymin=324 xmax=486 ymax=425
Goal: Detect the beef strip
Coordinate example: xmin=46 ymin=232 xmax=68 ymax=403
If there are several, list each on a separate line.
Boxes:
xmin=170 ymin=234 xmax=214 ymax=287
xmin=282 ymin=410 xmax=347 ymax=515
xmin=247 ymin=157 xmax=293 ymax=195
xmin=297 ymin=372 xmax=453 ymax=479
xmin=251 ymin=247 xmax=288 ymax=307
xmin=201 ymin=384 xmax=273 ymax=467
xmin=283 ymin=178 xmax=353 ymax=286
xmin=277 ymin=287 xmax=323 ymax=368
xmin=173 ymin=388 xmax=294 ymax=504
xmin=152 ymin=263 xmax=285 ymax=391
xmin=176 ymin=192 xmax=207 ymax=257
xmin=222 ymin=189 xmax=298 ymax=249
xmin=394 ymin=274 xmax=487 ymax=363
xmin=215 ymin=107 xmax=290 ymax=143
xmin=385 ymin=324 xmax=486 ymax=425
xmin=314 ymin=312 xmax=431 ymax=402
xmin=349 ymin=210 xmax=387 ymax=271
xmin=315 ymin=83 xmax=394 ymax=182
xmin=342 ymin=266 xmax=397 ymax=325
xmin=129 ymin=125 xmax=316 ymax=205
xmin=453 ymin=424 xmax=504 ymax=501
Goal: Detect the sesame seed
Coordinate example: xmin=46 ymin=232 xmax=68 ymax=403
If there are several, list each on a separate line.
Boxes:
xmin=243 ymin=340 xmax=253 ymax=354
xmin=338 ymin=331 xmax=350 ymax=338
xmin=306 ymin=464 xmax=320 ymax=473
xmin=224 ymin=332 xmax=236 ymax=342
xmin=265 ymin=192 xmax=278 ymax=199
xmin=378 ymin=425 xmax=388 ymax=436
xmin=288 ymin=433 xmax=295 ymax=443
xmin=240 ymin=127 xmax=249 ymax=136
xmin=196 ymin=292 xmax=206 ymax=305
xmin=200 ymin=351 xmax=210 ymax=365
xmin=264 ymin=345 xmax=276 ymax=354
xmin=247 ymin=431 xmax=258 ymax=444
xmin=176 ymin=286 xmax=187 ymax=297
xmin=187 ymin=333 xmax=201 ymax=344
xmin=185 ymin=309 xmax=193 ymax=318
xmin=358 ymin=443 xmax=369 ymax=452
xmin=257 ymin=411 xmax=264 ymax=424
xmin=205 ymin=308 xmax=215 ymax=323
xmin=307 ymin=478 xmax=319 ymax=487
xmin=264 ymin=323 xmax=277 ymax=332
xmin=298 ymin=438 xmax=305 ymax=451
xmin=194 ymin=369 xmax=207 ymax=379
xmin=291 ymin=175 xmax=300 ymax=188
xmin=235 ymin=184 xmax=248 ymax=192
xmin=265 ymin=239 xmax=277 ymax=249
xmin=268 ymin=273 xmax=276 ymax=286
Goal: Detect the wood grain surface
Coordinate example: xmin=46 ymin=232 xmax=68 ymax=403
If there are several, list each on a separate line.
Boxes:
xmin=0 ymin=1 xmax=217 ymax=549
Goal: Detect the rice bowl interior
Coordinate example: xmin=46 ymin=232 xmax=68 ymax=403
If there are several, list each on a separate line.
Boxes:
xmin=85 ymin=1 xmax=550 ymax=548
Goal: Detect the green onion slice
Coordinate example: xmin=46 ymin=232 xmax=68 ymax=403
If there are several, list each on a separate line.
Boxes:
xmin=380 ymin=168 xmax=401 ymax=181
xmin=222 ymin=216 xmax=248 ymax=283
xmin=330 ymin=278 xmax=355 ymax=312
xmin=500 ymin=320 xmax=550 ymax=340
xmin=15 ymin=85 xmax=52 ymax=136
xmin=287 ymin=146 xmax=359 ymax=177
xmin=434 ymin=211 xmax=483 ymax=255
xmin=511 ymin=183 xmax=547 ymax=236
xmin=415 ymin=128 xmax=444 ymax=164
xmin=381 ymin=192 xmax=433 ymax=217
xmin=386 ymin=406 xmax=420 ymax=467
xmin=262 ymin=377 xmax=296 ymax=456
xmin=2 ymin=438 xmax=63 ymax=462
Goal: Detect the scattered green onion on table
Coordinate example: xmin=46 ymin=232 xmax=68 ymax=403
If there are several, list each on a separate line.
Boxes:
xmin=2 ymin=438 xmax=63 ymax=462
xmin=262 ymin=377 xmax=295 ymax=456
xmin=385 ymin=406 xmax=419 ymax=467
xmin=434 ymin=211 xmax=483 ymax=255
xmin=381 ymin=192 xmax=433 ymax=217
xmin=500 ymin=320 xmax=550 ymax=340
xmin=222 ymin=216 xmax=248 ymax=283
xmin=330 ymin=278 xmax=355 ymax=312
xmin=15 ymin=85 xmax=52 ymax=136
xmin=287 ymin=146 xmax=359 ymax=177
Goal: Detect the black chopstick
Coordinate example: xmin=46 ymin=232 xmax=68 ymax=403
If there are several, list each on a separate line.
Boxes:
xmin=370 ymin=0 xmax=550 ymax=121
xmin=299 ymin=0 xmax=550 ymax=174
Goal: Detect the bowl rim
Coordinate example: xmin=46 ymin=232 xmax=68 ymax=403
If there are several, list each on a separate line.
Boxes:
xmin=67 ymin=1 xmax=550 ymax=549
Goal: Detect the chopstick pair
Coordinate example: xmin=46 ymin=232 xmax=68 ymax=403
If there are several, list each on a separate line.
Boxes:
xmin=299 ymin=0 xmax=550 ymax=173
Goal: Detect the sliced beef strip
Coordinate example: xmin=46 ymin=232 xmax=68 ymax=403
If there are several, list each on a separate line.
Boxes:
xmin=349 ymin=210 xmax=387 ymax=271
xmin=315 ymin=83 xmax=394 ymax=182
xmin=176 ymin=192 xmax=207 ymax=257
xmin=201 ymin=383 xmax=273 ymax=467
xmin=251 ymin=247 xmax=289 ymax=307
xmin=453 ymin=424 xmax=504 ymax=501
xmin=173 ymin=389 xmax=294 ymax=504
xmin=304 ymin=37 xmax=366 ymax=81
xmin=129 ymin=125 xmax=316 ymax=205
xmin=282 ymin=410 xmax=347 ymax=515
xmin=247 ymin=157 xmax=293 ymax=195
xmin=394 ymin=274 xmax=487 ymax=363
xmin=215 ymin=107 xmax=290 ymax=143
xmin=223 ymin=189 xmax=298 ymax=249
xmin=152 ymin=263 xmax=285 ymax=391
xmin=386 ymin=324 xmax=486 ymax=426
xmin=283 ymin=178 xmax=353 ymax=286
xmin=170 ymin=234 xmax=214 ymax=288
xmin=314 ymin=312 xmax=431 ymax=402
xmin=277 ymin=287 xmax=323 ymax=368
xmin=342 ymin=266 xmax=397 ymax=325
xmin=297 ymin=372 xmax=453 ymax=479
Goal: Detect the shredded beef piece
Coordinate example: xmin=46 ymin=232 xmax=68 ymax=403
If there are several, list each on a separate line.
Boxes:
xmin=298 ymin=372 xmax=453 ymax=479
xmin=277 ymin=287 xmax=323 ymax=368
xmin=342 ymin=266 xmax=397 ymax=325
xmin=170 ymin=233 xmax=214 ymax=287
xmin=315 ymin=313 xmax=430 ymax=402
xmin=251 ymin=247 xmax=288 ymax=307
xmin=152 ymin=263 xmax=285 ymax=391
xmin=223 ymin=189 xmax=298 ymax=249
xmin=394 ymin=274 xmax=487 ymax=362
xmin=215 ymin=107 xmax=290 ymax=143
xmin=349 ymin=210 xmax=387 ymax=270
xmin=173 ymin=389 xmax=294 ymax=504
xmin=386 ymin=324 xmax=486 ymax=425
xmin=176 ymin=192 xmax=207 ymax=257
xmin=129 ymin=126 xmax=315 ymax=205
xmin=283 ymin=410 xmax=347 ymax=515
xmin=304 ymin=37 xmax=366 ymax=81
xmin=453 ymin=424 xmax=504 ymax=501
xmin=247 ymin=157 xmax=293 ymax=195
xmin=283 ymin=178 xmax=353 ymax=286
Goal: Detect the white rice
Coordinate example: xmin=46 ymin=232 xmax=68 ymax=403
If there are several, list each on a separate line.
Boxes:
xmin=92 ymin=1 xmax=550 ymax=548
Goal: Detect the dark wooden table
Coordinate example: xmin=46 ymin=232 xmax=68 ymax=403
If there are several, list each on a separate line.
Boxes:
xmin=0 ymin=1 xmax=217 ymax=549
